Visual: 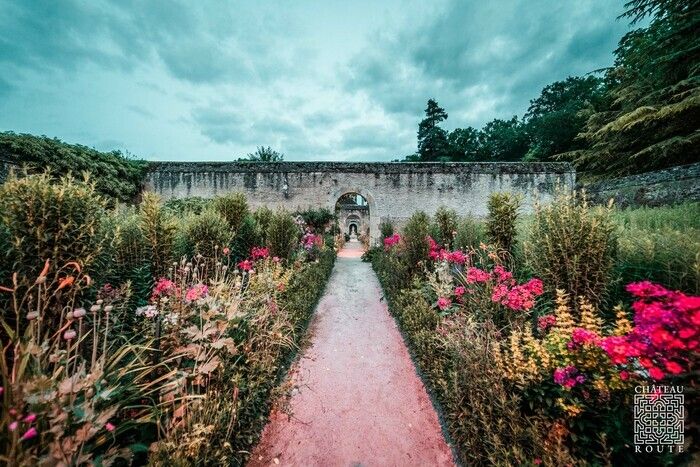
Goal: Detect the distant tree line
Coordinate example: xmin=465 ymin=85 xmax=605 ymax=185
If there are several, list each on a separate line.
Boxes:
xmin=408 ymin=0 xmax=699 ymax=179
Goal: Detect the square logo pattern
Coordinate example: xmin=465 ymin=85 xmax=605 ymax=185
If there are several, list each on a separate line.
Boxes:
xmin=634 ymin=393 xmax=684 ymax=445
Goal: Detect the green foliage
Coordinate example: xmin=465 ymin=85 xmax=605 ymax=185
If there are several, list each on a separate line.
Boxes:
xmin=379 ymin=220 xmax=394 ymax=241
xmin=238 ymin=146 xmax=284 ymax=162
xmin=176 ymin=209 xmax=232 ymax=259
xmin=266 ymin=210 xmax=299 ymax=260
xmin=561 ymin=1 xmax=700 ymax=177
xmin=614 ymin=202 xmax=700 ymax=295
xmin=454 ymin=214 xmax=486 ymax=250
xmin=431 ymin=206 xmax=458 ymax=249
xmin=213 ymin=192 xmax=249 ymax=233
xmin=485 ymin=192 xmax=521 ymax=255
xmin=106 ymin=207 xmax=151 ymax=305
xmin=254 ymin=206 xmax=273 ymax=246
xmin=0 ymin=172 xmax=108 ymax=284
xmin=0 ymin=132 xmax=148 ymax=204
xmin=417 ymin=99 xmax=450 ymax=161
xmin=296 ymin=207 xmax=335 ymax=232
xmin=479 ymin=117 xmax=530 ymax=162
xmin=525 ymin=191 xmax=618 ymax=307
xmin=524 ymin=76 xmax=606 ymax=161
xmin=402 ymin=211 xmax=431 ymax=272
xmin=163 ymin=196 xmax=211 ymax=216
xmin=231 ymin=214 xmax=260 ymax=261
xmin=139 ymin=192 xmax=176 ymax=277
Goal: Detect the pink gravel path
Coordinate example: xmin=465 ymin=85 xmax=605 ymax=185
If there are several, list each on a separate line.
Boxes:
xmin=248 ymin=241 xmax=455 ymax=467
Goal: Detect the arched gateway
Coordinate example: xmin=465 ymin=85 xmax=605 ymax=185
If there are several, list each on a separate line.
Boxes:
xmin=144 ymin=161 xmax=575 ymax=244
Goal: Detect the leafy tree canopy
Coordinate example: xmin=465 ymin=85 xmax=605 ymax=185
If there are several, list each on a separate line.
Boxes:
xmin=239 ymin=146 xmax=284 ymax=162
xmin=0 ymin=131 xmax=148 ymax=203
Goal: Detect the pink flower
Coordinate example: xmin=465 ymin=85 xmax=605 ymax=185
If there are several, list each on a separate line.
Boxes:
xmin=454 ymin=286 xmax=466 ymax=297
xmin=383 ymin=233 xmax=401 ymax=250
xmin=251 ymin=246 xmax=270 ymax=260
xmin=20 ymin=427 xmax=37 ymax=441
xmin=185 ymin=284 xmax=209 ymax=302
xmin=537 ymin=314 xmax=556 ymax=332
xmin=72 ymin=307 xmax=86 ymax=319
xmin=492 ymin=265 xmax=513 ymax=283
xmin=447 ymin=250 xmax=467 ymax=265
xmin=648 ymin=366 xmax=665 ymax=380
xmin=8 ymin=421 xmax=18 ymax=431
xmin=23 ymin=413 xmax=36 ymax=423
xmin=222 ymin=247 xmax=231 ymax=256
xmin=151 ymin=278 xmax=178 ymax=301
xmin=619 ymin=370 xmax=629 ymax=381
xmin=238 ymin=259 xmax=254 ymax=271
xmin=665 ymin=361 xmax=683 ymax=375
xmin=272 ymin=256 xmax=280 ymax=263
xmin=437 ymin=297 xmax=452 ymax=311
xmin=466 ymin=267 xmax=490 ymax=283
xmin=63 ymin=329 xmax=77 ymax=340
xmin=105 ymin=422 xmax=116 ymax=432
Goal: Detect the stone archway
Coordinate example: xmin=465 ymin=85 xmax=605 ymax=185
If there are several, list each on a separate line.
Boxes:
xmin=331 ymin=187 xmax=378 ymax=244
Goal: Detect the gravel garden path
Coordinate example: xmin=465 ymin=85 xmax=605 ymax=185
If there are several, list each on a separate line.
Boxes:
xmin=248 ymin=241 xmax=454 ymax=466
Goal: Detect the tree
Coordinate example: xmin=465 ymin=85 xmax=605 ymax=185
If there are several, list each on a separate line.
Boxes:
xmin=447 ymin=127 xmax=482 ymax=161
xmin=524 ymin=76 xmax=606 ymax=161
xmin=417 ymin=99 xmax=450 ymax=161
xmin=479 ymin=117 xmax=530 ymax=161
xmin=239 ymin=146 xmax=284 ymax=162
xmin=561 ymin=0 xmax=700 ymax=177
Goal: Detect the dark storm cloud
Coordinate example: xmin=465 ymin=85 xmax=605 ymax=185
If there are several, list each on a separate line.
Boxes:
xmin=0 ymin=0 xmax=632 ymax=160
xmin=346 ymin=0 xmax=630 ymax=126
xmin=0 ymin=0 xmax=293 ymax=84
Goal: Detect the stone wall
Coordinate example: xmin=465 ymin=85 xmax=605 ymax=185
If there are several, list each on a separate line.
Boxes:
xmin=0 ymin=160 xmax=19 ymax=184
xmin=583 ymin=163 xmax=700 ymax=207
xmin=145 ymin=161 xmax=575 ymax=243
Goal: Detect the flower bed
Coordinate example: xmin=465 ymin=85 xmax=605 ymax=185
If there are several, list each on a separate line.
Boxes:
xmin=369 ymin=225 xmax=697 ymax=465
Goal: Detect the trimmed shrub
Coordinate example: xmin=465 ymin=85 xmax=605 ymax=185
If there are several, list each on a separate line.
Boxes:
xmin=254 ymin=206 xmax=273 ymax=246
xmin=139 ymin=192 xmax=176 ymax=277
xmin=231 ymin=214 xmax=260 ymax=261
xmin=431 ymin=206 xmax=458 ymax=249
xmin=0 ymin=172 xmax=108 ymax=284
xmin=266 ymin=210 xmax=299 ymax=260
xmin=525 ymin=191 xmax=617 ymax=307
xmin=213 ymin=192 xmax=249 ymax=233
xmin=176 ymin=209 xmax=232 ymax=258
xmin=379 ymin=220 xmax=394 ymax=241
xmin=402 ymin=211 xmax=431 ymax=272
xmin=486 ymin=192 xmax=521 ymax=255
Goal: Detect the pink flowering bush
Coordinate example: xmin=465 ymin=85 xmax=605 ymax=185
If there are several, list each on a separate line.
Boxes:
xmin=599 ymin=281 xmax=698 ymax=380
xmin=383 ymin=233 xmax=401 ymax=250
xmin=426 ymin=242 xmax=544 ymax=326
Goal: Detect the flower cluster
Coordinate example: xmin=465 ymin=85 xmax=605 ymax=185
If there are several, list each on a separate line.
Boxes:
xmin=383 ymin=233 xmax=401 ymax=250
xmin=238 ymin=259 xmax=254 ymax=272
xmin=599 ymin=281 xmax=698 ymax=380
xmin=251 ymin=246 xmax=270 ymax=260
xmin=427 ymin=236 xmax=467 ymax=264
xmin=5 ymin=405 xmax=38 ymax=441
xmin=537 ymin=314 xmax=556 ymax=332
xmin=185 ymin=283 xmax=209 ymax=302
xmin=487 ymin=266 xmax=543 ymax=312
xmin=553 ymin=365 xmax=586 ymax=388
xmin=302 ymin=232 xmax=322 ymax=250
xmin=151 ymin=278 xmax=178 ymax=301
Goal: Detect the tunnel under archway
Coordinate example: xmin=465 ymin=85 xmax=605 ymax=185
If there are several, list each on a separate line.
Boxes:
xmin=335 ymin=193 xmax=369 ymax=239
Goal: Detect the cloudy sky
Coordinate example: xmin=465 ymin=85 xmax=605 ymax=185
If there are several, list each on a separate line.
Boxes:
xmin=0 ymin=0 xmax=633 ymax=161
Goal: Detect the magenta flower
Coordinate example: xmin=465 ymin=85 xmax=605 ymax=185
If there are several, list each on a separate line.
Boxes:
xmin=20 ymin=427 xmax=37 ymax=441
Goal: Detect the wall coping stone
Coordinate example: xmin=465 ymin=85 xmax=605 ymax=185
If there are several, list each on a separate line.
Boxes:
xmin=147 ymin=161 xmax=574 ymax=175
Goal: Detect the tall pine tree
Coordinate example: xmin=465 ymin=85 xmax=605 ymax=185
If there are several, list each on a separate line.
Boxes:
xmin=417 ymin=99 xmax=450 ymax=161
